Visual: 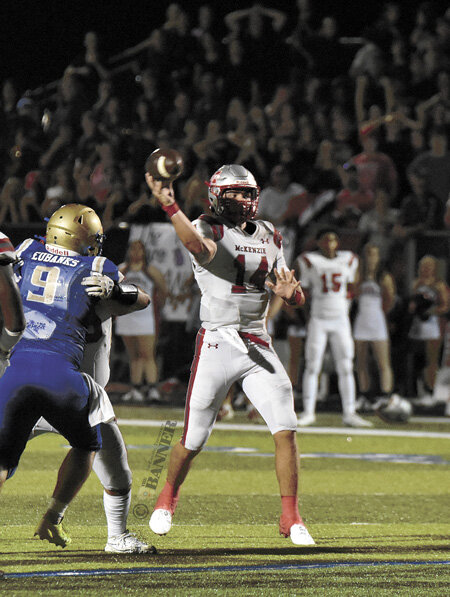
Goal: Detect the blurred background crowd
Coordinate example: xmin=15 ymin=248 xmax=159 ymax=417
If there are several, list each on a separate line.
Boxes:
xmin=1 ymin=1 xmax=449 ymax=412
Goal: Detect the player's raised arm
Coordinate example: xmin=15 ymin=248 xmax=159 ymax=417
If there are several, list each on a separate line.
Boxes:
xmin=145 ymin=174 xmax=217 ymax=266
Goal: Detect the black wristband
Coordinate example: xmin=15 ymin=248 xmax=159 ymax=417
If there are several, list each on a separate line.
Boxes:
xmin=111 ymin=281 xmax=139 ymax=305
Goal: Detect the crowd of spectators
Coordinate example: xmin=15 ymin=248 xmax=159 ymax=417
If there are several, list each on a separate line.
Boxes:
xmin=0 ymin=1 xmax=449 ymax=401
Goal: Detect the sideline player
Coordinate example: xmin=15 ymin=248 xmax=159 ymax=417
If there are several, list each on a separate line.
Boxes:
xmin=146 ymin=164 xmax=315 ymax=546
xmin=0 ymin=204 xmax=149 ymax=549
xmin=296 ymin=228 xmax=372 ymax=427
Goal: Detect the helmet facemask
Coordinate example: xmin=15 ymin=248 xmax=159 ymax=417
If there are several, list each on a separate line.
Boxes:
xmin=217 ymin=187 xmax=258 ymax=225
xmin=87 ymin=231 xmax=106 ymax=256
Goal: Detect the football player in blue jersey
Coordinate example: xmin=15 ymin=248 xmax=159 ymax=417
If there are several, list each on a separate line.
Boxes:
xmin=0 ymin=204 xmax=150 ymax=548
xmin=31 ymin=305 xmax=154 ymax=554
xmin=31 ymin=271 xmax=155 ymax=553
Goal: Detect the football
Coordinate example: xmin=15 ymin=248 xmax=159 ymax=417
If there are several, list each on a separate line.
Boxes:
xmin=145 ymin=148 xmax=184 ymax=183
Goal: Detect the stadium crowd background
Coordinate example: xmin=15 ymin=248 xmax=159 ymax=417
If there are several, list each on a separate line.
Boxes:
xmin=0 ymin=1 xmax=449 ymax=407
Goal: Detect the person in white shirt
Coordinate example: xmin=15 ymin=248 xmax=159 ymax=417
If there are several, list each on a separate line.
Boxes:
xmin=145 ymin=164 xmax=315 ymax=547
xmin=296 ymin=227 xmax=372 ymax=428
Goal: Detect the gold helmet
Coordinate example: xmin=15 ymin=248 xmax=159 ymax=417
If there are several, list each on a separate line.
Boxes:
xmin=46 ymin=204 xmax=105 ymax=256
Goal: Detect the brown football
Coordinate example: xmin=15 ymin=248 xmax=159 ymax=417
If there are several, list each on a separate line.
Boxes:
xmin=145 ymin=148 xmax=184 ymax=182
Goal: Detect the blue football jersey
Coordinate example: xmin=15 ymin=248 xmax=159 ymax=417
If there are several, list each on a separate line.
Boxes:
xmin=13 ymin=239 xmax=119 ymax=366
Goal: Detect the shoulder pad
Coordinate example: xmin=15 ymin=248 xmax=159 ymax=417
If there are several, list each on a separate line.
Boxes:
xmin=348 ymin=252 xmax=358 ymax=267
xmin=258 ymin=220 xmax=282 ymax=247
xmin=14 ymin=238 xmax=37 ymax=259
xmin=197 ymin=214 xmax=224 ymax=241
xmin=89 ymin=256 xmax=120 ymax=281
xmin=338 ymin=250 xmax=357 ymax=266
xmin=300 ymin=253 xmax=313 ymax=268
xmin=0 ymin=233 xmax=17 ymax=265
xmin=273 ymin=228 xmax=283 ymax=249
xmin=258 ymin=220 xmax=275 ymax=234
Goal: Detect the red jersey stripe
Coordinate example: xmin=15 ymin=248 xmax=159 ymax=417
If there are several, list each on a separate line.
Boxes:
xmin=181 ymin=328 xmax=205 ymax=446
xmin=301 ymin=254 xmax=312 ymax=268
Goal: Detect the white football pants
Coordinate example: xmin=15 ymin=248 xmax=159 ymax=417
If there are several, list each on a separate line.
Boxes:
xmin=181 ymin=328 xmax=297 ymax=451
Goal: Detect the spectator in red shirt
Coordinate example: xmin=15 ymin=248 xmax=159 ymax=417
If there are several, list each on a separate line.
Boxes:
xmin=351 ymin=129 xmax=399 ymax=206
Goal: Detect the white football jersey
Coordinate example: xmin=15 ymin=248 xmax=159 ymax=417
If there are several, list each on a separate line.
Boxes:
xmin=297 ymin=250 xmax=358 ymax=319
xmin=192 ymin=215 xmax=287 ymax=333
xmin=82 ymin=302 xmax=113 ymax=388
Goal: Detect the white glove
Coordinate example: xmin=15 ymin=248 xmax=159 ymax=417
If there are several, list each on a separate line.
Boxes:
xmin=81 ymin=273 xmax=115 ymax=299
xmin=0 ymin=351 xmax=10 ymax=378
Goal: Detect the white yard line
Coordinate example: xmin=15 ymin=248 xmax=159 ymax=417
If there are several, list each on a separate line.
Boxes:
xmin=411 ymin=416 xmax=450 ymax=424
xmin=117 ymin=419 xmax=450 ymax=439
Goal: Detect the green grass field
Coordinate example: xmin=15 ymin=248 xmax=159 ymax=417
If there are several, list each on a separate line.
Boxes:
xmin=1 ymin=406 xmax=449 ymax=596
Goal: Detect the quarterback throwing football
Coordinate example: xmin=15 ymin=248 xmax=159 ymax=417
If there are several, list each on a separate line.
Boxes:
xmin=146 ymin=164 xmax=315 ymax=546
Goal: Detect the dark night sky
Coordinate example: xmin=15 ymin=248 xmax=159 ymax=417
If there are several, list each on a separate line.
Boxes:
xmin=0 ymin=0 xmax=424 ymax=92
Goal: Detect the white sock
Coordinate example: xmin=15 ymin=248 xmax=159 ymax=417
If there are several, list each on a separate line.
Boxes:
xmin=339 ymin=371 xmax=356 ymax=416
xmin=302 ymin=370 xmax=318 ymax=415
xmin=103 ymin=490 xmax=131 ymax=538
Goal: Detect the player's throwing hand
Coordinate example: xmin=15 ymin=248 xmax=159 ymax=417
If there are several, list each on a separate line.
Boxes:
xmin=145 ymin=174 xmax=175 ymax=207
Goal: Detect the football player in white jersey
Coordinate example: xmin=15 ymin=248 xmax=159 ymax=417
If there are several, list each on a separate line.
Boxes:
xmin=296 ymin=228 xmax=372 ymax=428
xmin=145 ymin=164 xmax=315 ymax=547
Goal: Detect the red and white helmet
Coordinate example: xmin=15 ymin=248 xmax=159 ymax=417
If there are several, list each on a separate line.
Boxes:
xmin=207 ymin=164 xmax=260 ymax=224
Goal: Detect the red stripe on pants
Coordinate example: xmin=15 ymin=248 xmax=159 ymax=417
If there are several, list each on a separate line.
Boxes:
xmin=181 ymin=328 xmax=205 ymax=446
xmin=238 ymin=331 xmax=270 ymax=348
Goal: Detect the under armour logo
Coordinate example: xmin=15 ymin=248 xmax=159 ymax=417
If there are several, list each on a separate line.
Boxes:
xmin=207 ymin=343 xmax=219 ymax=349
xmin=261 ymin=238 xmax=269 ymax=244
